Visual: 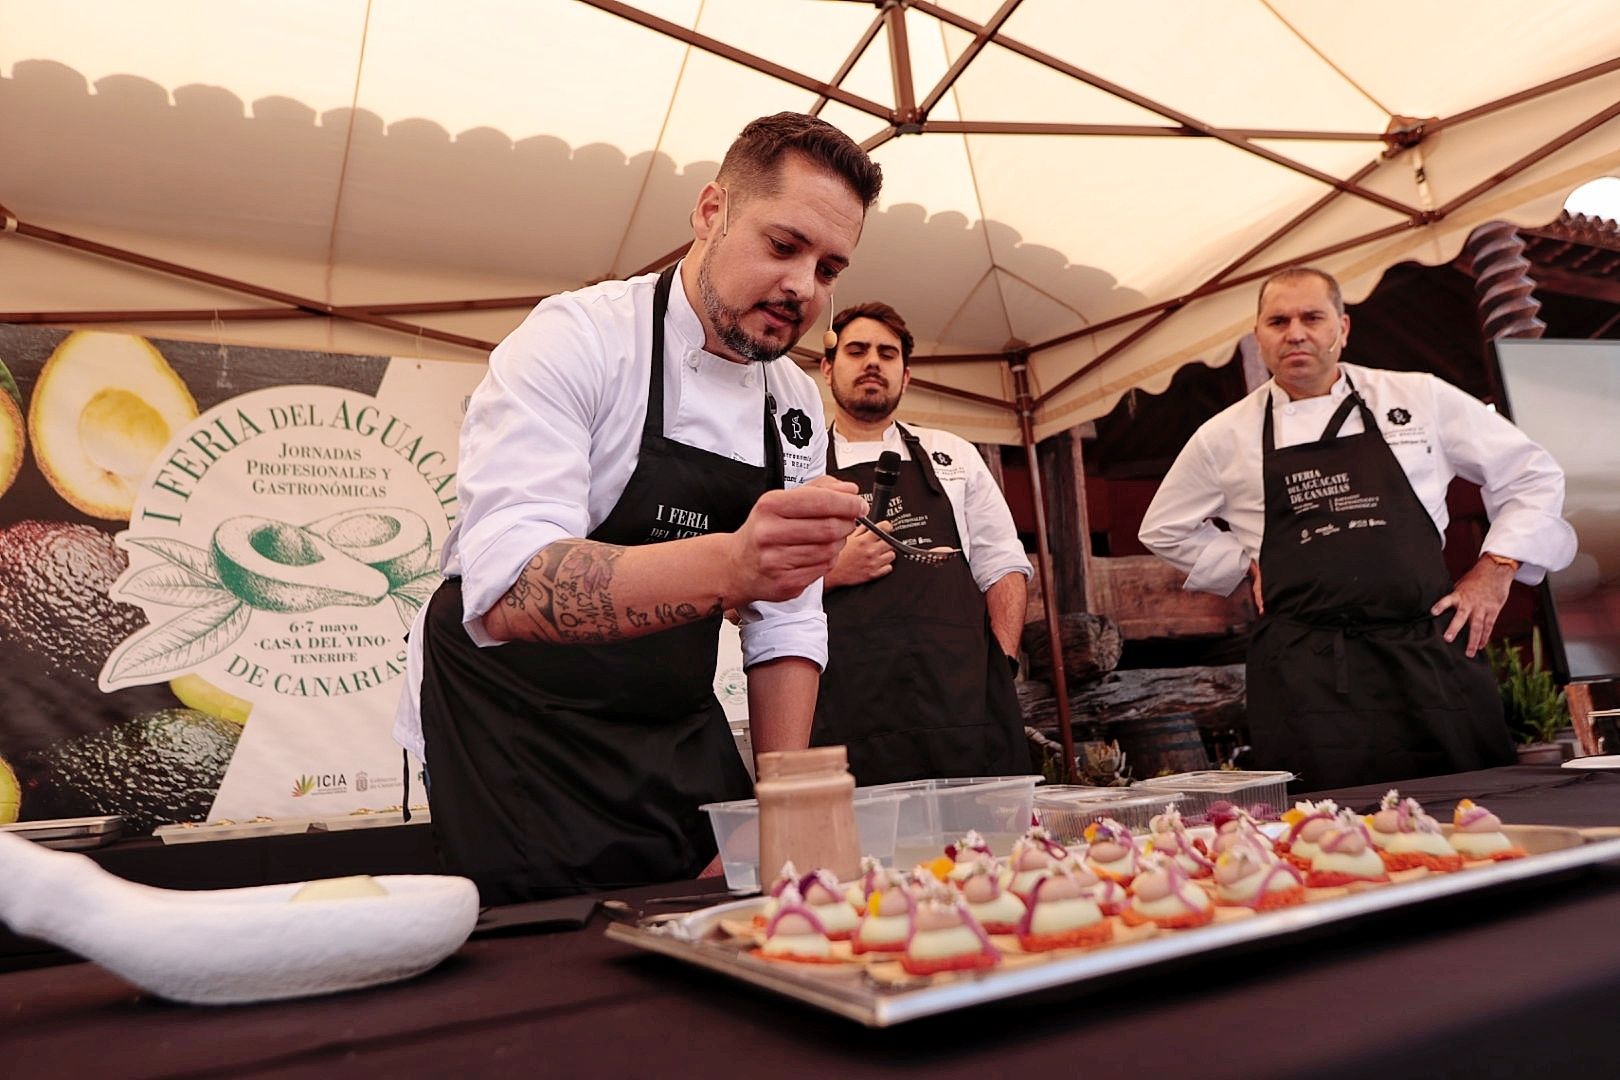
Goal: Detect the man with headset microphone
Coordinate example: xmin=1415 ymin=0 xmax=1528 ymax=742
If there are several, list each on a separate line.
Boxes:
xmin=1139 ymin=266 xmax=1576 ymax=790
xmin=810 ymin=301 xmax=1032 ymax=786
xmin=394 ymin=114 xmax=880 ymax=902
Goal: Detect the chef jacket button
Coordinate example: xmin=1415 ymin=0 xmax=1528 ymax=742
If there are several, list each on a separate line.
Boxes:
xmin=686 ymin=351 xmax=701 ymax=370
xmin=1284 ymin=404 xmax=1296 ymax=415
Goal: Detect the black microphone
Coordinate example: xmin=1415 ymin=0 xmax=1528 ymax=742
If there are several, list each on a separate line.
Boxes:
xmin=870 ymin=450 xmax=901 ymax=522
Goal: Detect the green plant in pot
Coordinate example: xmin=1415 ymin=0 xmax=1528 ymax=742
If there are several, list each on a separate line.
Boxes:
xmin=1485 ymin=629 xmax=1569 ymax=765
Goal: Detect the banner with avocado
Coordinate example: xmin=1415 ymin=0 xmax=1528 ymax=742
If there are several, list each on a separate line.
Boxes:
xmin=0 ymin=325 xmax=479 ymax=833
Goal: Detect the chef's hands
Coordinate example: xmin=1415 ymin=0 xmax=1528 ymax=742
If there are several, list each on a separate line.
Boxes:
xmin=1432 ymin=556 xmax=1515 ymax=657
xmin=825 ymin=520 xmax=896 ymax=589
xmin=727 ymin=476 xmax=865 ymax=604
xmin=1249 ymin=559 xmax=1265 ymax=615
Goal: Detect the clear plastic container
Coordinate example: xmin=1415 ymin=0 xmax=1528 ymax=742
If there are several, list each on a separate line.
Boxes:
xmin=1131 ymin=770 xmax=1295 ymax=824
xmin=1034 ymin=786 xmax=1184 ymax=843
xmin=701 ymin=790 xmax=903 ymax=892
xmin=866 ymin=775 xmax=1042 ymax=871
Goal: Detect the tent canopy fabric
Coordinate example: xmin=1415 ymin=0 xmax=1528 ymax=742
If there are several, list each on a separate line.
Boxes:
xmin=3 ymin=0 xmax=1618 ymax=443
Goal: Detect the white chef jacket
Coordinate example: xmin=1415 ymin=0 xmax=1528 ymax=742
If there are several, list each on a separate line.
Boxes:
xmin=831 ymin=422 xmax=1032 ymax=592
xmin=394 ymin=264 xmax=830 ymax=759
xmin=1138 ymin=363 xmax=1576 ymax=599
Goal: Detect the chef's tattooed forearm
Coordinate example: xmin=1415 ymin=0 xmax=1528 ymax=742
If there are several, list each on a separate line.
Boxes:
xmin=500 ymin=539 xmax=624 ymax=644
xmin=489 ymin=541 xmax=726 ymax=644
xmin=625 ymin=599 xmax=724 ymax=629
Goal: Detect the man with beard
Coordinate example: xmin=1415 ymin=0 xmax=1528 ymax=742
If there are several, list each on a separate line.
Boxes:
xmin=811 ymin=302 xmax=1032 ymax=785
xmin=394 ymin=114 xmax=880 ymax=902
xmin=1139 ymin=267 xmax=1575 ymax=790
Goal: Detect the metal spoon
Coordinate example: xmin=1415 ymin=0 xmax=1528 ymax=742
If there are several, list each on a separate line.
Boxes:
xmin=855 ymin=514 xmax=961 ymax=565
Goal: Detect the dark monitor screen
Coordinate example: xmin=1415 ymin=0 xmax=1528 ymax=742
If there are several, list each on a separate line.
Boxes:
xmin=1495 ymin=339 xmax=1620 ymax=682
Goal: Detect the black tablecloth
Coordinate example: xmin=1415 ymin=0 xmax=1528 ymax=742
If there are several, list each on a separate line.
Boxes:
xmin=4 ymin=766 xmax=1619 ymax=1078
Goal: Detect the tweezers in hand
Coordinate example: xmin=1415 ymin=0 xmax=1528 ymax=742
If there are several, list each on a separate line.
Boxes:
xmin=855 ymin=515 xmax=961 ymax=565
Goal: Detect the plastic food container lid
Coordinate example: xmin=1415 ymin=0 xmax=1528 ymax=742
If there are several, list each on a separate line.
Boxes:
xmin=1133 ymin=770 xmax=1295 ymax=792
xmin=1033 ymin=786 xmax=1183 ymax=810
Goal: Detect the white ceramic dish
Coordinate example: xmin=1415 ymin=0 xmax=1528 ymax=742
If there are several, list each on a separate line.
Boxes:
xmin=0 ymin=830 xmax=478 ymax=1004
xmin=1562 ymin=755 xmax=1620 ymax=769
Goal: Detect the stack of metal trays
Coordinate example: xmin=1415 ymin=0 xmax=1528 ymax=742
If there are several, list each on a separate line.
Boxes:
xmin=0 ymin=816 xmax=123 ymax=850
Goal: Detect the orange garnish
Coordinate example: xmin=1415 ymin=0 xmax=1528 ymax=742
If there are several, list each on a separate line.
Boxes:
xmin=925 ymin=856 xmax=955 ymax=881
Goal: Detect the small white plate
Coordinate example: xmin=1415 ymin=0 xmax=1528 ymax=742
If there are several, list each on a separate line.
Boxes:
xmin=1561 ymin=754 xmax=1620 ymax=769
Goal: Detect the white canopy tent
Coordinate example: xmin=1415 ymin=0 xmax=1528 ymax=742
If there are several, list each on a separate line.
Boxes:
xmin=3 ymin=0 xmax=1619 ymax=445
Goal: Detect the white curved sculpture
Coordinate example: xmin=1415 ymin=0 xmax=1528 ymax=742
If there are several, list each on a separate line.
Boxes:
xmin=0 ymin=830 xmax=479 ymax=1004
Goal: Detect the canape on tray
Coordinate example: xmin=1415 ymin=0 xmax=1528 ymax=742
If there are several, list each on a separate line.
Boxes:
xmin=1365 ymin=792 xmax=1463 ymax=872
xmin=1122 ymin=853 xmax=1215 ymax=929
xmin=1082 ymin=818 xmax=1142 ymax=886
xmin=1305 ymin=811 xmax=1390 ymax=887
xmin=1278 ymin=799 xmax=1340 ymax=870
xmin=958 ymin=859 xmax=1026 ymax=934
xmin=1145 ymin=805 xmax=1215 ymax=879
xmin=901 ymin=892 xmax=1000 ymax=976
xmin=1450 ymin=799 xmax=1528 ymax=861
xmin=1016 ymin=866 xmax=1112 ymax=951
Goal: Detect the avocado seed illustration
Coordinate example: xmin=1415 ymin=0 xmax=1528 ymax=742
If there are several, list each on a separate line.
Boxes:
xmin=304 ymin=508 xmax=433 ymax=588
xmin=211 ymin=516 xmax=389 ymax=613
xmin=29 ymin=332 xmax=197 ymax=520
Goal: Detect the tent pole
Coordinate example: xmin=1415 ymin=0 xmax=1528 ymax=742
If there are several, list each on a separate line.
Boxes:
xmin=1009 ymin=351 xmax=1077 ymax=783
xmin=6 ymin=217 xmax=494 ymax=352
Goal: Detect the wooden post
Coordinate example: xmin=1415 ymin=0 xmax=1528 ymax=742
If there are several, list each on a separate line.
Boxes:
xmin=1035 ymin=428 xmax=1092 ymax=613
xmin=975 ymin=442 xmax=1007 ymax=495
xmin=1009 ymin=352 xmax=1076 ymax=782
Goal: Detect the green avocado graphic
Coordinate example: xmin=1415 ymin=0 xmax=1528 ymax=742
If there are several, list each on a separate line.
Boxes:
xmin=0 ymin=520 xmax=147 ymax=679
xmin=211 ymin=515 xmax=390 ymax=613
xmin=19 ymin=708 xmax=239 ymax=834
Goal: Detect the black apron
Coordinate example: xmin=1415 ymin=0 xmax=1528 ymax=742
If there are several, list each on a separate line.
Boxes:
xmin=417 ymin=267 xmax=776 ymax=903
xmin=1245 ymin=378 xmax=1513 ymax=790
xmin=810 ymin=423 xmax=1027 ymax=786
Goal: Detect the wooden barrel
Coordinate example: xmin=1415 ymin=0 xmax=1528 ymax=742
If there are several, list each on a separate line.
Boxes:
xmin=1106 ymin=712 xmax=1210 ymax=778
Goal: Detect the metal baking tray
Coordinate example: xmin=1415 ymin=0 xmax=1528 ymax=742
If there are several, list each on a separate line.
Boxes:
xmin=606 ymin=826 xmax=1620 ymax=1027
xmin=0 ymin=815 xmax=124 ymax=850
xmin=152 ymin=819 xmax=317 ymax=844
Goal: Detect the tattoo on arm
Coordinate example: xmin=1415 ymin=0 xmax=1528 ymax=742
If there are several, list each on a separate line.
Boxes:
xmin=499 ymin=539 xmax=625 ymax=644
xmin=625 ymin=598 xmax=725 ymax=631
xmin=494 ymin=537 xmax=726 ymax=644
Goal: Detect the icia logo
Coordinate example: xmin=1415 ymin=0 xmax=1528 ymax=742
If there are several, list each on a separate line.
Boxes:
xmin=290 ymin=772 xmax=348 ymax=797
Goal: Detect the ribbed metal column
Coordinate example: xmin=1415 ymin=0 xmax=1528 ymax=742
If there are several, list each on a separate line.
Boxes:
xmin=1461 ymin=221 xmax=1547 ymax=341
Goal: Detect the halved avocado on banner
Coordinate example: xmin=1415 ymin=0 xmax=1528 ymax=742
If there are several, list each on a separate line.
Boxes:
xmin=29 ymin=331 xmax=197 ymax=521
xmin=304 ymin=509 xmax=432 ymax=588
xmin=0 ymin=388 xmax=22 ymax=501
xmin=0 ymin=356 xmax=21 ymax=410
xmin=0 ymin=754 xmax=20 ymax=824
xmin=211 ymin=515 xmax=390 ymax=612
xmin=169 ymin=673 xmax=253 ymax=725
